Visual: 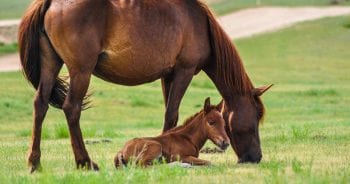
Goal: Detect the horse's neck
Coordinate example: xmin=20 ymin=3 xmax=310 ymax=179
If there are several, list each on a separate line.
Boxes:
xmin=176 ymin=115 xmax=208 ymax=151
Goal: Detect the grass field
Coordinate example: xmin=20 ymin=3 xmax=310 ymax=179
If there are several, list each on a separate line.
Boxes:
xmin=208 ymin=0 xmax=350 ymax=15
xmin=0 ymin=43 xmax=18 ymax=56
xmin=0 ymin=15 xmax=349 ymax=183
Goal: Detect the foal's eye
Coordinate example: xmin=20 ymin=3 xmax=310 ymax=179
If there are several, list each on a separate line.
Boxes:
xmin=208 ymin=121 xmax=215 ymax=126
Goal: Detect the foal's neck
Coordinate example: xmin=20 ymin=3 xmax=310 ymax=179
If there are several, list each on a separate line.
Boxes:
xmin=176 ymin=113 xmax=208 ymax=152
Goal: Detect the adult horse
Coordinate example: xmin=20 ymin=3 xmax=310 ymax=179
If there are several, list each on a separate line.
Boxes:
xmin=19 ymin=0 xmax=272 ymax=172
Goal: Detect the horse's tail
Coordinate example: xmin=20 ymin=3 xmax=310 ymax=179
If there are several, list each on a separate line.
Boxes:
xmin=18 ymin=0 xmax=71 ymax=109
xmin=198 ymin=2 xmax=252 ymax=95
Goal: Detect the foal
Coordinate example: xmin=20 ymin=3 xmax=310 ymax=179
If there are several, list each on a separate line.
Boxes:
xmin=114 ymin=98 xmax=230 ymax=168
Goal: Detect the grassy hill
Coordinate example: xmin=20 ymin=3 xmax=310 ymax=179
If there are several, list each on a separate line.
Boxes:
xmin=0 ymin=15 xmax=349 ymax=183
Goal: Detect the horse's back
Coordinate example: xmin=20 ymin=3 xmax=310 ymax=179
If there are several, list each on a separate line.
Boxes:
xmin=44 ymin=0 xmax=211 ymax=85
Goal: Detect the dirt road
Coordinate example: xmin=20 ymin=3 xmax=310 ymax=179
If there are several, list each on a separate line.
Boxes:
xmin=1 ymin=6 xmax=350 ymax=72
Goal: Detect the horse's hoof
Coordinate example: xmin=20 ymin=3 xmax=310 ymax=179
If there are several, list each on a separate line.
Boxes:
xmin=28 ymin=162 xmax=42 ymax=173
xmin=91 ymin=161 xmax=99 ymax=171
xmin=77 ymin=160 xmax=99 ymax=171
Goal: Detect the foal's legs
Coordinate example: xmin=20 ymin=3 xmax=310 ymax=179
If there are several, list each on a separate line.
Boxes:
xmin=135 ymin=141 xmax=162 ymax=166
xmin=28 ymin=34 xmax=63 ymax=173
xmin=181 ymin=156 xmax=211 ymax=166
xmin=162 ymin=67 xmax=196 ymax=132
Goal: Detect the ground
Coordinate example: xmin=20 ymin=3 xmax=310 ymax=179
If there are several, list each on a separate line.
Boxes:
xmin=0 ymin=15 xmax=349 ymax=183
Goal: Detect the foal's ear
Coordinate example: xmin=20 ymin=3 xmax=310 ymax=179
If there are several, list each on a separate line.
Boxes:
xmin=216 ymin=100 xmax=224 ymax=112
xmin=252 ymin=84 xmax=273 ymax=96
xmin=204 ymin=97 xmax=211 ymax=114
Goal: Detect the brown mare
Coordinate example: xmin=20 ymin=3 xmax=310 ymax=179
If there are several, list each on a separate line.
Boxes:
xmin=114 ymin=98 xmax=230 ymax=167
xmin=19 ymin=0 xmax=272 ymax=172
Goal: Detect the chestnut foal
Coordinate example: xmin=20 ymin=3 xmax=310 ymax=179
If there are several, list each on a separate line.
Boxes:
xmin=114 ymin=98 xmax=230 ymax=168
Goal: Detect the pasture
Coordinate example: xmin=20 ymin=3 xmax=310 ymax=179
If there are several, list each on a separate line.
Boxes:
xmin=0 ymin=14 xmax=349 ymax=184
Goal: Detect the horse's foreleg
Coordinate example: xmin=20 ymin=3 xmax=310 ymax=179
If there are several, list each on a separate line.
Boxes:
xmin=28 ymin=35 xmax=63 ymax=173
xmin=161 ymin=76 xmax=172 ymax=107
xmin=162 ymin=67 xmax=195 ymax=132
xmin=62 ymin=70 xmax=98 ymax=171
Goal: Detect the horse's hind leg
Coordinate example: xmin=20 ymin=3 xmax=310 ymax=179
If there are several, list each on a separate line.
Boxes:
xmin=28 ymin=34 xmax=63 ymax=173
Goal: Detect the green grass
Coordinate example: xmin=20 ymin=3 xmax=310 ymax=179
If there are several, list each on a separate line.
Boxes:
xmin=207 ymin=0 xmax=350 ymax=15
xmin=0 ymin=15 xmax=350 ymax=183
xmin=0 ymin=43 xmax=18 ymax=56
xmin=0 ymin=0 xmax=31 ymax=20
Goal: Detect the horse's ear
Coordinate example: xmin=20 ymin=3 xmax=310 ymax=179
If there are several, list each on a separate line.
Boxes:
xmin=228 ymin=111 xmax=234 ymax=123
xmin=227 ymin=111 xmax=234 ymax=131
xmin=204 ymin=97 xmax=211 ymax=114
xmin=252 ymin=84 xmax=273 ymax=96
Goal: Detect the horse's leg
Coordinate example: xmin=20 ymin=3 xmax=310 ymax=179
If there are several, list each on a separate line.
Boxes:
xmin=161 ymin=76 xmax=172 ymax=107
xmin=63 ymin=76 xmax=96 ymax=170
xmin=135 ymin=141 xmax=162 ymax=167
xmin=162 ymin=67 xmax=195 ymax=132
xmin=181 ymin=156 xmax=211 ymax=166
xmin=62 ymin=67 xmax=99 ymax=170
xmin=28 ymin=34 xmax=63 ymax=173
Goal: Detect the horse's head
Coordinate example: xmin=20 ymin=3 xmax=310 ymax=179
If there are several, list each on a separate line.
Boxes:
xmin=203 ymin=97 xmax=230 ymax=150
xmin=218 ymin=84 xmax=273 ymax=163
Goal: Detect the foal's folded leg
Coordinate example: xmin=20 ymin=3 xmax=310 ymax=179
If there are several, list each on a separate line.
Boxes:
xmin=135 ymin=141 xmax=162 ymax=167
xmin=181 ymin=156 xmax=211 ymax=166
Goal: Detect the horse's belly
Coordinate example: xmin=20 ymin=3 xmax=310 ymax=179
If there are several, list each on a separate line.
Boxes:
xmin=93 ymin=48 xmax=174 ymax=85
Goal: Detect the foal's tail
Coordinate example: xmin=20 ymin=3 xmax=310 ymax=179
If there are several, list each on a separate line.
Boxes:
xmin=18 ymin=0 xmax=69 ymax=109
xmin=114 ymin=152 xmax=127 ymax=168
xmin=198 ymin=2 xmax=252 ymax=95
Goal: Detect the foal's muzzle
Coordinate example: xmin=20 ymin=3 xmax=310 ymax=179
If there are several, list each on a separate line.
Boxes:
xmin=219 ymin=140 xmax=230 ymax=150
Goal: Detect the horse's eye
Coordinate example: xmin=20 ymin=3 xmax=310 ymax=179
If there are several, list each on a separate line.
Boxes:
xmin=208 ymin=121 xmax=215 ymax=126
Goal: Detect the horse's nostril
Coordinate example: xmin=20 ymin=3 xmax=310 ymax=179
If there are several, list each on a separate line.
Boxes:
xmin=238 ymin=153 xmax=262 ymax=164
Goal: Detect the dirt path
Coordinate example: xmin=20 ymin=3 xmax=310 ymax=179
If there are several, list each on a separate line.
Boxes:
xmin=1 ymin=6 xmax=350 ymax=72
xmin=219 ymin=6 xmax=350 ymax=39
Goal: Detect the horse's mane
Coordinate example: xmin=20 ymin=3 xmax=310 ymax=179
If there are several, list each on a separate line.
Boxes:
xmin=193 ymin=0 xmax=266 ymax=122
xmin=166 ymin=105 xmax=217 ymax=133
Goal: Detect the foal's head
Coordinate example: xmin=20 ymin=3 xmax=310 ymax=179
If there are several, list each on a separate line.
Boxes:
xmin=202 ymin=98 xmax=230 ymax=150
